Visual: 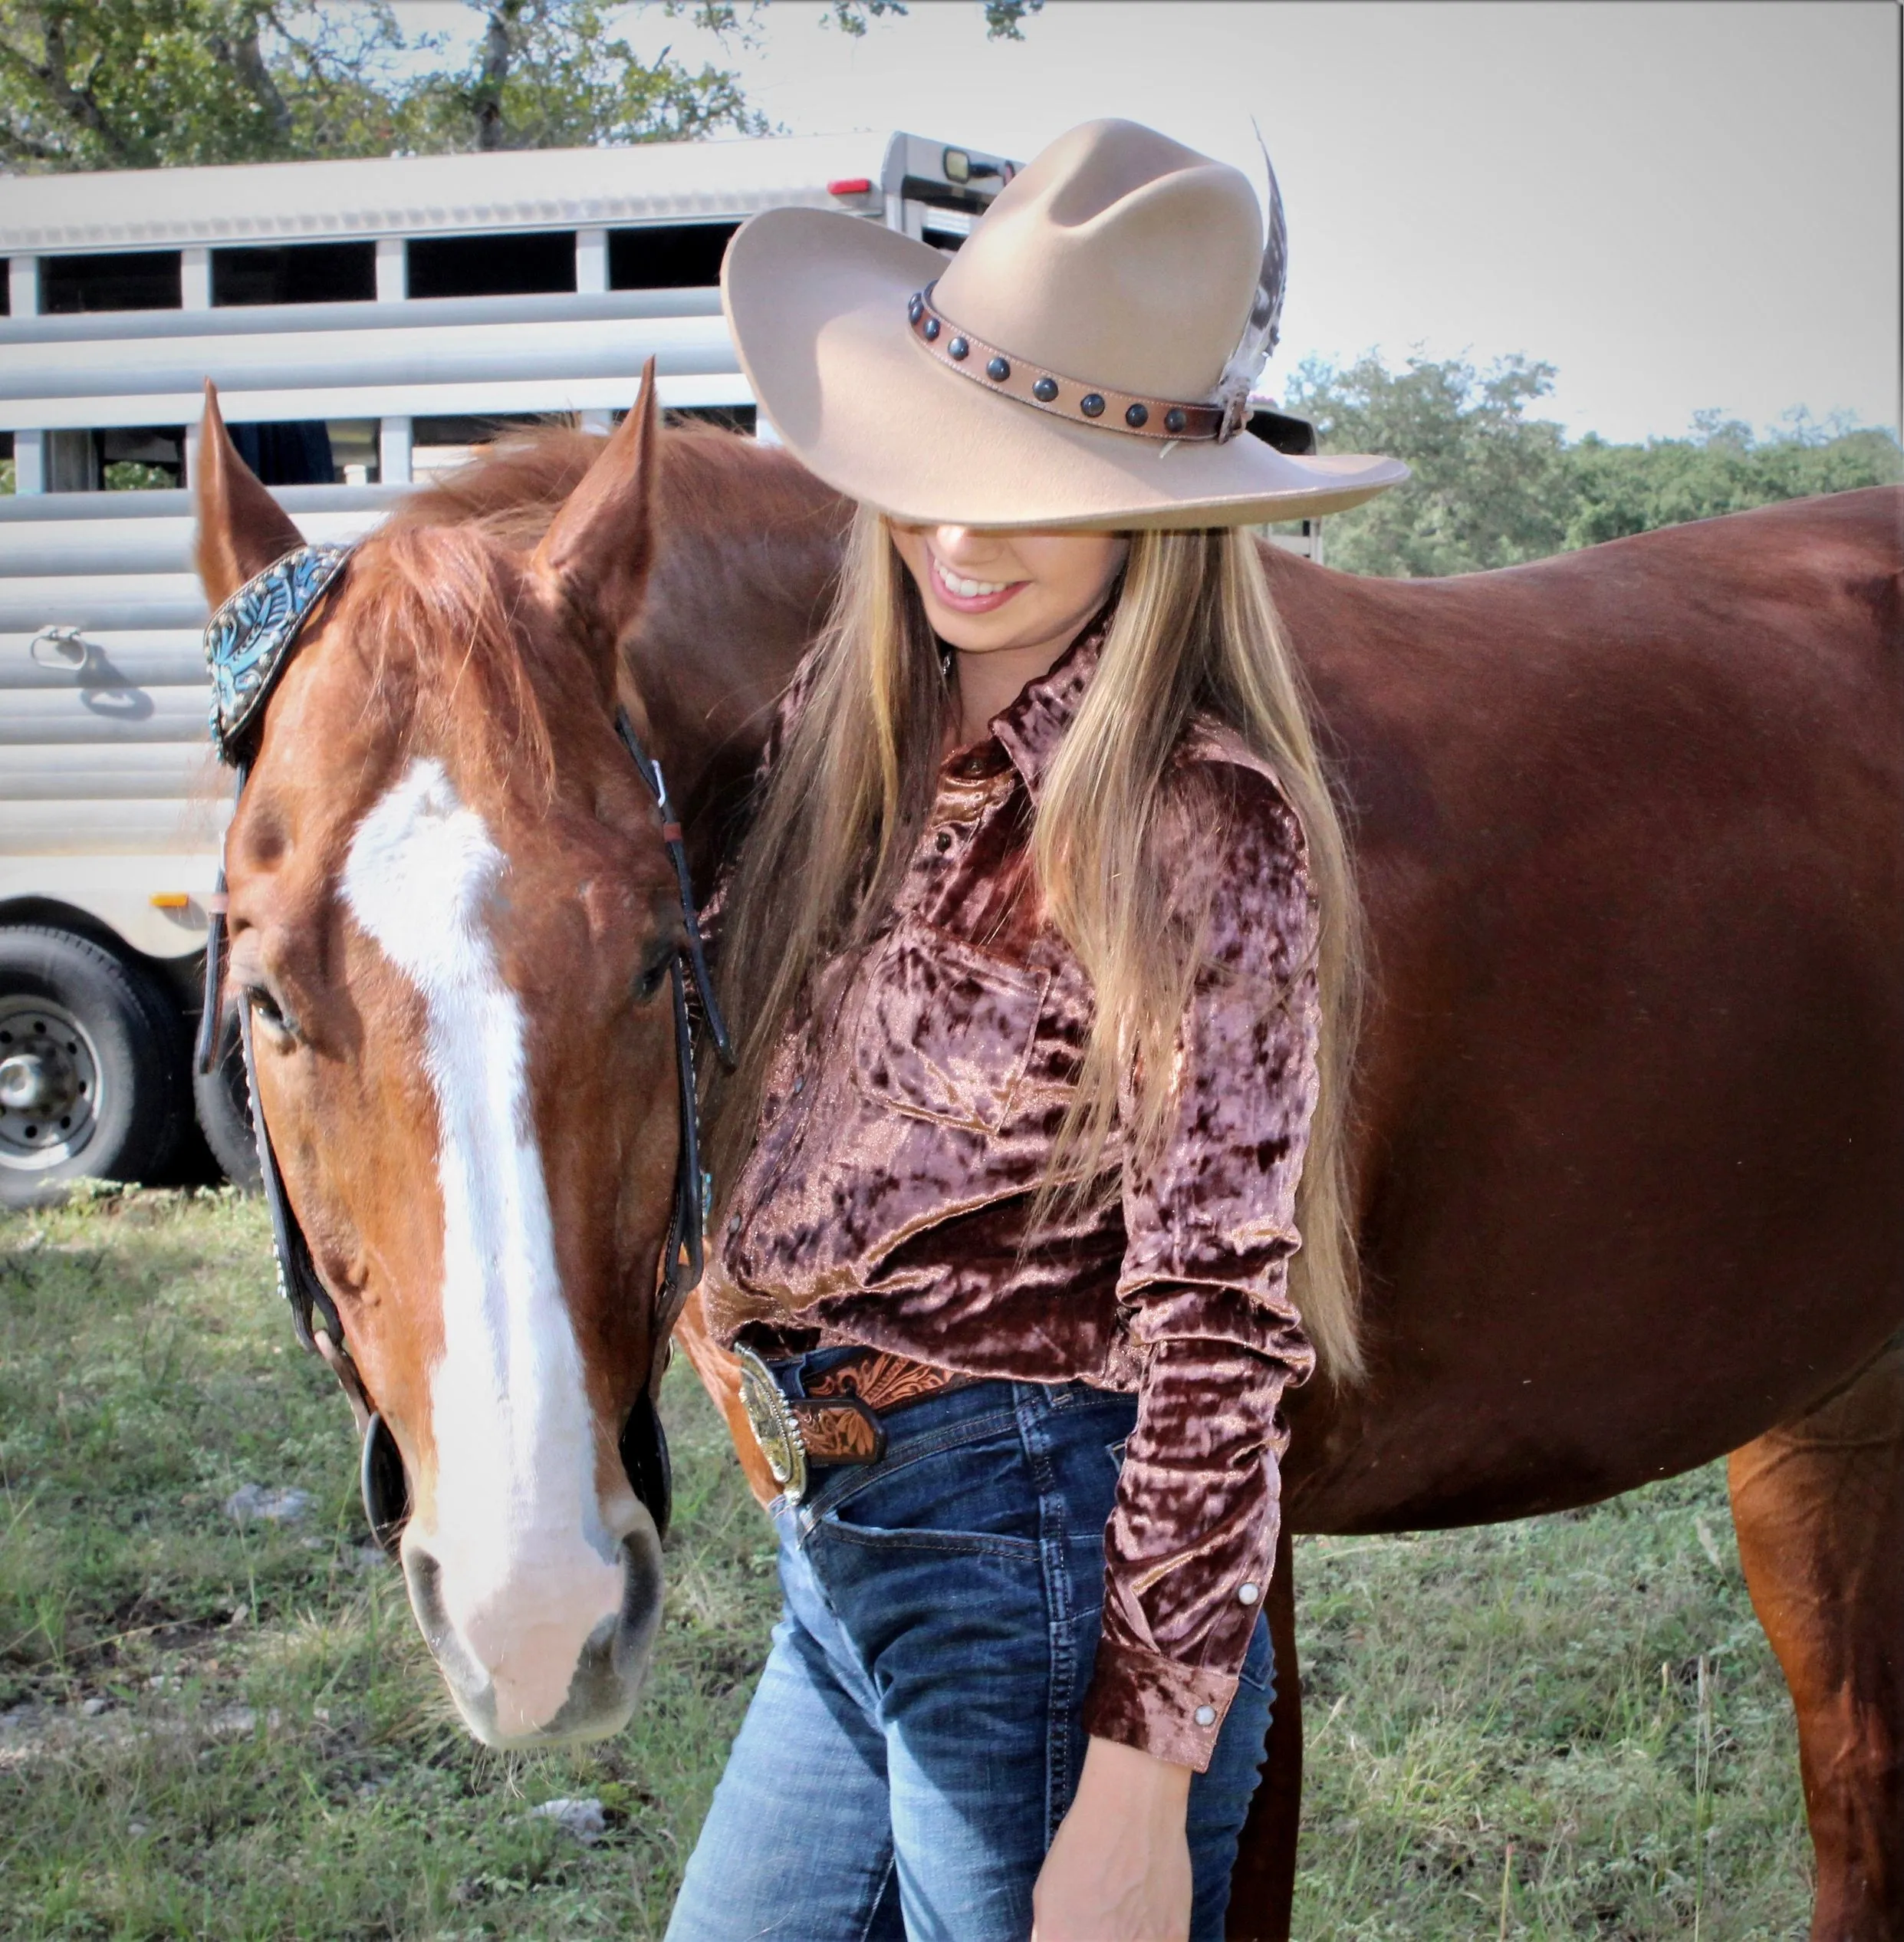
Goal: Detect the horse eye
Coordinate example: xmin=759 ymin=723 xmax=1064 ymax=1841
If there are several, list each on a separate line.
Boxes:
xmin=635 ymin=950 xmax=673 ymax=1004
xmin=245 ymin=984 xmax=298 ymax=1041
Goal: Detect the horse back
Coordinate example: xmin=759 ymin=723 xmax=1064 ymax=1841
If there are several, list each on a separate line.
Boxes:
xmin=1266 ymin=488 xmax=1904 ymax=1531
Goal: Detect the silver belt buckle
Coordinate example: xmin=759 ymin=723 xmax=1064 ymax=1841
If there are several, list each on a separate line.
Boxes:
xmin=734 ymin=1342 xmax=808 ymax=1504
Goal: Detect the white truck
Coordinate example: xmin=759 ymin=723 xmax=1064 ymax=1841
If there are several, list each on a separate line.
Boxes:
xmin=0 ymin=129 xmax=1022 ymax=1203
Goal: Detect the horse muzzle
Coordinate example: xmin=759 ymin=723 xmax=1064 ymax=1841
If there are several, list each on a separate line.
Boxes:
xmin=400 ymin=1507 xmax=666 ymax=1747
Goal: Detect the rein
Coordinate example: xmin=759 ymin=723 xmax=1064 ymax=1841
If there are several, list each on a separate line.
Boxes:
xmin=197 ymin=541 xmax=733 ymax=1555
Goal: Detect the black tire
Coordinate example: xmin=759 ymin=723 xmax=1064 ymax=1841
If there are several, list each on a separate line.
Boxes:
xmin=192 ymin=1022 xmax=261 ymax=1192
xmin=0 ymin=926 xmax=190 ymax=1208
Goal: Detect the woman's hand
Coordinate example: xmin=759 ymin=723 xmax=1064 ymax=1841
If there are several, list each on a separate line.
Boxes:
xmin=1031 ymin=1734 xmax=1194 ymax=1942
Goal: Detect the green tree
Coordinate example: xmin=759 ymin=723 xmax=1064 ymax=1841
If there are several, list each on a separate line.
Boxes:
xmin=1560 ymin=413 xmax=1904 ymax=550
xmin=400 ymin=0 xmax=765 ymax=153
xmin=0 ymin=2 xmax=413 ymax=169
xmin=0 ymin=0 xmax=1043 ymax=170
xmin=1284 ymin=351 xmax=1574 ymax=578
xmin=1287 ymin=351 xmax=1902 ymax=578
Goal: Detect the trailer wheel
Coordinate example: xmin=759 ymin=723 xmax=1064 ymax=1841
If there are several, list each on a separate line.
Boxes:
xmin=192 ymin=1024 xmax=261 ymax=1193
xmin=0 ymin=927 xmax=189 ymax=1208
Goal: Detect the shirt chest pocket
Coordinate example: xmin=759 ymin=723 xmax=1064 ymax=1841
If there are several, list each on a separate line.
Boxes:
xmin=852 ymin=921 xmax=1050 ymax=1135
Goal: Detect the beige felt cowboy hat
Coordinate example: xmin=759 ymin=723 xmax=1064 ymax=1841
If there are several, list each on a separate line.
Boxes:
xmin=722 ymin=117 xmax=1406 ymax=531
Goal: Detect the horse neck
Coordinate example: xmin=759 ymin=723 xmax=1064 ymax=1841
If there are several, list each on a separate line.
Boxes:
xmin=619 ymin=436 xmax=850 ymax=875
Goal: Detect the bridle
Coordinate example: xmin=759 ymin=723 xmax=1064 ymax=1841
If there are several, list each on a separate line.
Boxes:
xmin=196 ymin=541 xmax=734 ymax=1555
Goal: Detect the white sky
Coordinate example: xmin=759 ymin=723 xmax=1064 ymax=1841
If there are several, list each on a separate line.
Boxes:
xmin=391 ymin=0 xmax=1902 ymax=444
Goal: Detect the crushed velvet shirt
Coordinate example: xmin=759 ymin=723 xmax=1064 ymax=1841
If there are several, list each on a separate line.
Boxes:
xmin=704 ymin=621 xmax=1320 ymax=1772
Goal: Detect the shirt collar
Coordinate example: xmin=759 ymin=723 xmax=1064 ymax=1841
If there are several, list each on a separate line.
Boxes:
xmin=978 ymin=606 xmax=1112 ymax=803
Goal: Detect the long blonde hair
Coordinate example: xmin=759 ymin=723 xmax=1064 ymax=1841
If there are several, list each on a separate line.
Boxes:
xmin=706 ymin=510 xmax=1366 ymax=1379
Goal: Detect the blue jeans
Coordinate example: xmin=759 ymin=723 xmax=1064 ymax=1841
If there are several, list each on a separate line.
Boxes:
xmin=666 ymin=1355 xmax=1275 ymax=1942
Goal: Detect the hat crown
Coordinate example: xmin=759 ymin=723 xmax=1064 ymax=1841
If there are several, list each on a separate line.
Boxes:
xmin=932 ymin=120 xmax=1265 ymax=406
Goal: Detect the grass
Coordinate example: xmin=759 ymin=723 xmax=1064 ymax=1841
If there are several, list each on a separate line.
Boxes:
xmin=2 ymin=1190 xmax=1810 ymax=1939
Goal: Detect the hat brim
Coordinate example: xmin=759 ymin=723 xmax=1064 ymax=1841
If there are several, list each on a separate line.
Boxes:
xmin=721 ymin=208 xmax=1407 ymax=532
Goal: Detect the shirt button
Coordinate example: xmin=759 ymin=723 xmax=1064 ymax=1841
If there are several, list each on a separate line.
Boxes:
xmin=1238 ymin=1582 xmax=1260 ymax=1606
xmin=1193 ymin=1704 xmax=1217 ymax=1727
xmin=791 ymin=1076 xmax=804 ymax=1096
xmin=935 ymin=830 xmax=952 ymax=852
xmin=727 ymin=1213 xmax=741 ymax=1235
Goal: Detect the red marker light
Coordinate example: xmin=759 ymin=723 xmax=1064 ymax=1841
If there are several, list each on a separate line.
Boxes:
xmin=827 ymin=177 xmax=874 ymax=197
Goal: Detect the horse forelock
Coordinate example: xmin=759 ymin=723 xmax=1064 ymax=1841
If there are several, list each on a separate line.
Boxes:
xmin=324 ymin=421 xmax=843 ymax=820
xmin=335 ymin=522 xmax=565 ymax=810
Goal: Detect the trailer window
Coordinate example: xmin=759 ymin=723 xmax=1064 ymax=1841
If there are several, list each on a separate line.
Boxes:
xmin=213 ymin=242 xmax=377 ymax=307
xmin=329 ymin=420 xmax=379 ymax=485
xmin=226 ymin=423 xmax=334 ymax=486
xmin=103 ymin=427 xmax=186 ymax=489
xmin=408 ymin=231 xmax=576 ymax=299
xmin=1246 ymin=409 xmax=1317 ymax=456
xmin=42 ymin=252 xmax=183 ymax=313
xmin=609 ymin=224 xmax=738 ymax=291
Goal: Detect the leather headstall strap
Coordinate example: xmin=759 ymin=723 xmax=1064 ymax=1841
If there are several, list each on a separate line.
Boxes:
xmin=196 ymin=541 xmax=734 ymax=1557
xmin=613 ymin=706 xmax=737 ymax=1354
xmin=194 ymin=545 xmax=408 ymax=1547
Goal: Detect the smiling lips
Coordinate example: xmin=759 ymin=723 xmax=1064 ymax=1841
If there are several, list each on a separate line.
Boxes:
xmin=929 ymin=549 xmax=1028 ymax=614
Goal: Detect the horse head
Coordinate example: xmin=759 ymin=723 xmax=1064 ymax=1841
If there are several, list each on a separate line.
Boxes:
xmin=194 ymin=370 xmax=692 ymax=1747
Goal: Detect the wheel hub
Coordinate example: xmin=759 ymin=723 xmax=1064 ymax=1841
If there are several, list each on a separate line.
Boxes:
xmin=1 ymin=1048 xmax=77 ymax=1113
xmin=0 ymin=998 xmax=101 ymax=1167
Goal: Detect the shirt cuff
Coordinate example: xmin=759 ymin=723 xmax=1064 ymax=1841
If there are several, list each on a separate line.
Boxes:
xmin=1080 ymin=1635 xmax=1239 ymax=1772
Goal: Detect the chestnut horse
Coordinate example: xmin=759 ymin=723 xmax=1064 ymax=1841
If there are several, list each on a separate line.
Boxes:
xmin=196 ymin=384 xmax=1901 ymax=1937
xmin=192 ymin=373 xmax=840 ymax=1747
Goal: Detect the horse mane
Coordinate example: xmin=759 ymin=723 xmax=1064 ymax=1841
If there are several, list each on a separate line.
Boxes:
xmin=339 ymin=420 xmax=847 ymax=808
xmin=384 ymin=416 xmax=836 ymax=556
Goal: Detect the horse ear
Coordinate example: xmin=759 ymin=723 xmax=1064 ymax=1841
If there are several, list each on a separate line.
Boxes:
xmin=194 ymin=382 xmax=306 ymax=608
xmin=531 ymin=357 xmax=659 ymax=667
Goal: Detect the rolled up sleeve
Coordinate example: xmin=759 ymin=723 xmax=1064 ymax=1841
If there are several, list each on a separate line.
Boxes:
xmin=1080 ymin=763 xmax=1321 ymax=1771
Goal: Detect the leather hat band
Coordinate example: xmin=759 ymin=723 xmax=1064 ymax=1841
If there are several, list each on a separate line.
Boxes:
xmin=907 ymin=282 xmax=1241 ymax=444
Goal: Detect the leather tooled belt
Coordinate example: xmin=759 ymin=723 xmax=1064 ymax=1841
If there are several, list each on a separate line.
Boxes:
xmin=733 ymin=1342 xmax=974 ymax=1503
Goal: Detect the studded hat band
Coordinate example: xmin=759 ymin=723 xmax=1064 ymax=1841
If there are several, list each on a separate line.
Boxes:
xmin=906 ymin=283 xmax=1243 ymax=445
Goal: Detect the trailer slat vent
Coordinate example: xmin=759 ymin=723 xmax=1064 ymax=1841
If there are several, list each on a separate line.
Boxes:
xmin=212 ymin=242 xmax=377 ymax=307
xmin=609 ymin=224 xmax=739 ymax=291
xmin=43 ymin=252 xmax=183 ymax=314
xmin=408 ymin=230 xmax=577 ymax=300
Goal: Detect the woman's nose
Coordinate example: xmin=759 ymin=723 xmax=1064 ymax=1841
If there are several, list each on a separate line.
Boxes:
xmin=932 ymin=526 xmax=1005 ymax=568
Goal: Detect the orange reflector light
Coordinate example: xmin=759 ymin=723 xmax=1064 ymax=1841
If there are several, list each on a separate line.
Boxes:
xmin=827 ymin=177 xmax=873 ymax=196
xmin=150 ymin=892 xmax=191 ymax=909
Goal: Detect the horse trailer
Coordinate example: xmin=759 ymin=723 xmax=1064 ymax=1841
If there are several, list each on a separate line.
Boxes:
xmin=0 ymin=127 xmax=1319 ymax=1205
xmin=0 ymin=130 xmax=1024 ymax=1203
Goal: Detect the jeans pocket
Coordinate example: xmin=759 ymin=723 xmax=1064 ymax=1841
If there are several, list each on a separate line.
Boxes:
xmin=817 ymin=1417 xmax=1042 ymax=1559
xmin=820 ymin=1514 xmax=1042 ymax=1560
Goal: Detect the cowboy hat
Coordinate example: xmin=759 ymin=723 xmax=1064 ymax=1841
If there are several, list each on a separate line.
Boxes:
xmin=721 ymin=118 xmax=1406 ymax=531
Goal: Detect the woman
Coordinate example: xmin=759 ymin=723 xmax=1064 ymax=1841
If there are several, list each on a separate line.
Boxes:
xmin=668 ymin=120 xmax=1404 ymax=1942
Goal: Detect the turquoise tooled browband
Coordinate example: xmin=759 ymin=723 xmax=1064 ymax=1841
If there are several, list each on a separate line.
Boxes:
xmin=202 ymin=542 xmax=353 ymax=764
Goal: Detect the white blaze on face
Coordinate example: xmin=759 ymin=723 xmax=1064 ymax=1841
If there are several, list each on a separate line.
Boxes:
xmin=342 ymin=757 xmax=626 ymax=1740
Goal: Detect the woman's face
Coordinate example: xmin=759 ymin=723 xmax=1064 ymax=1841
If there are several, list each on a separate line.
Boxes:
xmin=889 ymin=523 xmax=1129 ymax=660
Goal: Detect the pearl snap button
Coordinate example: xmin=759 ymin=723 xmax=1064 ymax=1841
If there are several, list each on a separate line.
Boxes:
xmin=727 ymin=1213 xmax=741 ymax=1234
xmin=1194 ymin=1704 xmax=1217 ymax=1727
xmin=1238 ymin=1582 xmax=1260 ymax=1605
